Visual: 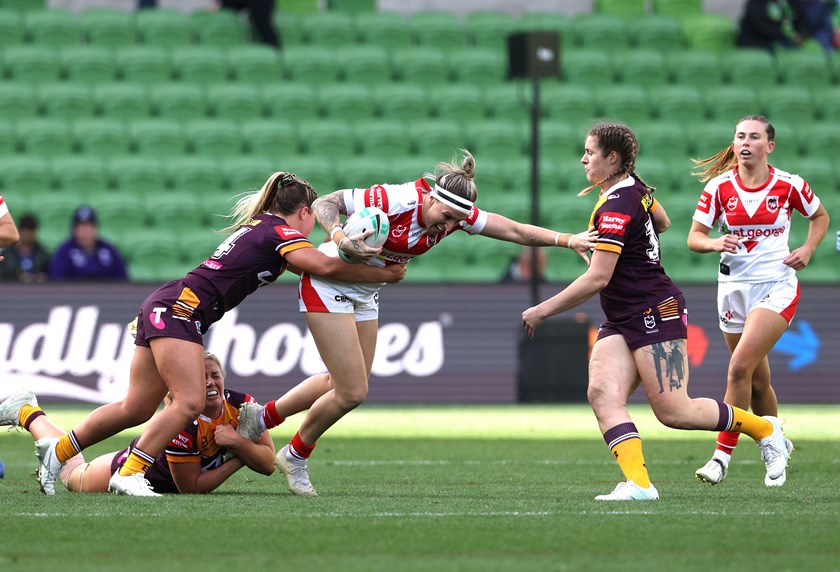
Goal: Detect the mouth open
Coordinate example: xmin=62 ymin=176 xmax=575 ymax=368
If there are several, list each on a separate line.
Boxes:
xmin=206 ymin=389 xmax=219 ymax=398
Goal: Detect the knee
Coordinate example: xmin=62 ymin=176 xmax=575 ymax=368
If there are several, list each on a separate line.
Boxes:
xmin=335 ymin=382 xmax=368 ymax=411
xmin=171 ymin=395 xmax=205 ymax=422
xmin=652 ymin=407 xmax=688 ymax=430
xmin=727 ymin=358 xmax=754 ymax=385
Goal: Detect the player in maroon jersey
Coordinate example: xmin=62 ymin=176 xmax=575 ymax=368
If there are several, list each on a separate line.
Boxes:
xmin=236 ymin=149 xmax=598 ymax=496
xmin=689 ymin=115 xmax=829 ymax=487
xmin=34 ymin=171 xmax=406 ymax=497
xmin=1 ymin=353 xmax=274 ymax=494
xmin=521 ymin=122 xmax=792 ymax=501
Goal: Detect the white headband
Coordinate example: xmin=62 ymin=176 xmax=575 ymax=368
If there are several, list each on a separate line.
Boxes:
xmin=432 ymin=184 xmax=473 ymax=215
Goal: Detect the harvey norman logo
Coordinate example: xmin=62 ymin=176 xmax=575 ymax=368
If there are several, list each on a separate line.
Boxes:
xmin=0 ymin=306 xmax=446 ymax=404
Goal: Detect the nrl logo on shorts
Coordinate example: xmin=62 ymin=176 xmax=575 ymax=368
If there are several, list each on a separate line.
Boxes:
xmin=644 ymin=315 xmax=656 ymax=329
xmin=766 ymin=196 xmax=779 ymax=213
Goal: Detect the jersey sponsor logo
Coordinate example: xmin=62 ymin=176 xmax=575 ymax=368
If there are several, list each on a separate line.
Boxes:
xmin=726 ymin=196 xmax=739 ymax=211
xmin=391 ymin=224 xmax=408 ymax=238
xmin=150 ymin=307 xmax=167 ymax=330
xmin=598 ymin=212 xmax=631 ymax=235
xmin=696 ymin=192 xmax=711 ymax=214
xmin=607 ymin=193 xmax=620 ymax=200
xmin=644 ymin=315 xmax=656 ymax=329
xmin=275 ymin=225 xmax=303 ymax=239
xmin=367 ymin=185 xmax=388 ymax=211
xmin=801 ymin=182 xmax=814 ymax=203
xmin=202 ymin=260 xmax=222 ymax=270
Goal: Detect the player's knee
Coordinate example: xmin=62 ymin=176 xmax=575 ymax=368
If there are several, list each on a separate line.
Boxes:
xmin=336 ymin=384 xmax=368 ymax=410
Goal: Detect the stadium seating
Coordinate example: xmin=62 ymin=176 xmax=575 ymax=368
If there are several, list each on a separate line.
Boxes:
xmin=409 ymin=120 xmax=466 ymax=159
xmin=434 ymin=84 xmax=487 ymax=123
xmin=466 ymin=11 xmax=518 ymax=51
xmin=191 ymin=9 xmax=245 ymax=47
xmin=562 ymin=49 xmax=611 ymax=84
xmin=356 ymin=119 xmax=412 ymax=158
xmin=115 ymin=46 xmax=172 ymax=84
xmin=50 ymin=155 xmax=110 ymax=195
xmin=165 ymin=155 xmax=226 ymax=195
xmin=684 ymin=13 xmax=736 ymax=52
xmin=541 ymin=83 xmax=598 ymax=126
xmin=775 ymin=49 xmax=834 ymax=88
xmin=80 ymin=9 xmax=136 ymax=48
xmin=614 ymin=50 xmax=670 ymax=86
xmin=108 ymin=155 xmax=168 ymax=196
xmin=3 ymin=45 xmax=60 ymax=83
xmin=186 ymin=119 xmax=243 ymax=158
xmin=299 ymin=119 xmax=358 ymax=156
xmin=354 ymin=11 xmax=413 ymax=49
xmin=135 ymin=8 xmax=191 ymax=47
xmin=0 ymin=83 xmax=39 ymax=119
xmin=300 ymin=11 xmax=355 ymax=47
xmin=452 ymin=47 xmax=507 ymax=84
xmin=240 ymin=118 xmax=302 ymax=158
xmin=318 ymin=82 xmax=376 ymax=121
xmin=40 ymin=83 xmax=96 ymax=120
xmin=761 ymin=85 xmax=816 ymax=126
xmin=94 ymin=83 xmax=151 ymax=120
xmin=634 ymin=15 xmax=685 ymax=51
xmin=667 ymin=50 xmax=724 ymax=87
xmin=652 ymin=0 xmax=703 ymax=17
xmin=60 ymin=45 xmax=118 ymax=83
xmin=572 ymin=14 xmax=630 ymax=52
xmin=375 ymin=83 xmax=432 ymax=122
xmin=171 ymin=47 xmax=229 ymax=85
xmin=282 ymin=46 xmax=342 ymax=84
xmin=596 ymin=0 xmax=646 ymax=18
xmin=391 ymin=47 xmax=449 ymax=83
xmin=17 ymin=118 xmax=75 ymax=157
xmin=150 ymin=83 xmax=207 ymax=120
xmin=596 ymin=85 xmax=652 ymax=122
xmin=483 ymin=83 xmax=530 ymax=123
xmin=0 ymin=10 xmax=25 ymax=46
xmin=262 ymin=82 xmax=320 ymax=121
xmin=130 ymin=120 xmax=190 ymax=158
xmin=0 ymin=120 xmax=16 ymax=155
xmin=206 ymin=83 xmax=265 ymax=121
xmin=702 ymin=86 xmax=759 ymax=123
xmin=410 ymin=12 xmax=467 ymax=51
xmin=725 ymin=49 xmax=776 ymax=86
xmin=654 ymin=85 xmax=705 ymax=123
xmin=338 ymin=45 xmax=391 ymax=84
xmin=226 ymin=45 xmax=283 ymax=83
xmin=24 ymin=10 xmax=80 ymax=46
xmin=73 ymin=118 xmax=131 ymax=157
xmin=517 ymin=12 xmax=572 ymax=49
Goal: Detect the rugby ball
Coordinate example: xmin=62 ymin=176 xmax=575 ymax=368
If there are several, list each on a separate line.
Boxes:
xmin=338 ymin=207 xmax=390 ymax=263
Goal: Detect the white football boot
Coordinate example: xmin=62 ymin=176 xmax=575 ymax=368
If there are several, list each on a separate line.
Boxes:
xmin=695 ymin=458 xmax=728 ymax=485
xmin=764 ymin=438 xmax=794 ymax=487
xmin=275 ymin=445 xmax=318 ymax=496
xmin=236 ymin=402 xmax=265 ymax=442
xmin=757 ymin=416 xmax=791 ymax=481
xmin=0 ymin=389 xmax=37 ymax=428
xmin=108 ymin=472 xmax=162 ymax=497
xmin=595 ymin=480 xmax=659 ymax=501
xmin=34 ymin=437 xmax=63 ymax=496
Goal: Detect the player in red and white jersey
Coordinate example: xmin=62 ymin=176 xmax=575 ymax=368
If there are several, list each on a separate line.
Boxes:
xmin=689 ymin=115 xmax=829 ymax=487
xmin=34 ymin=172 xmax=405 ymax=497
xmin=237 ymin=149 xmax=598 ymax=496
xmin=1 ymin=353 xmax=275 ymax=494
xmin=522 ymin=122 xmax=792 ymax=501
xmin=0 ymin=194 xmax=21 ymax=262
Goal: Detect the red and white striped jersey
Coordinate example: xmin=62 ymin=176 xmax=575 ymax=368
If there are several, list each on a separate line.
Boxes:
xmin=0 ymin=195 xmax=8 ymax=217
xmin=692 ymin=165 xmax=821 ymax=283
xmin=340 ymin=177 xmax=488 ymax=267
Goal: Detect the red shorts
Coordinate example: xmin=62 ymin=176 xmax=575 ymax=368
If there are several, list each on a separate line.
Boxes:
xmin=597 ymin=294 xmax=688 ymax=350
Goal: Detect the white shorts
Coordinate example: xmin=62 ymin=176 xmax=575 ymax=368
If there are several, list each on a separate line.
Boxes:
xmin=717 ymin=276 xmax=800 ymax=334
xmin=298 ymin=273 xmax=381 ymax=322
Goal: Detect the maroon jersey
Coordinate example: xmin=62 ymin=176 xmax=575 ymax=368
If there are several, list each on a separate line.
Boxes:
xmin=590 ymin=177 xmax=682 ymax=322
xmin=185 ymin=213 xmax=314 ymax=321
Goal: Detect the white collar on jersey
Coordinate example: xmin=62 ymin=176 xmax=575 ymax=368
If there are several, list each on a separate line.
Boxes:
xmin=431 ymin=184 xmax=473 ymax=214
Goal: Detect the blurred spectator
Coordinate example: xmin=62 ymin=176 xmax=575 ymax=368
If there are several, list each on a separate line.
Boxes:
xmin=49 ymin=206 xmax=129 ymax=282
xmin=500 ymin=247 xmax=547 ymax=284
xmin=0 ymin=214 xmax=50 ymax=283
xmin=215 ymin=0 xmax=281 ymax=49
xmin=796 ymin=0 xmax=840 ymax=51
xmin=737 ymin=0 xmax=804 ymax=51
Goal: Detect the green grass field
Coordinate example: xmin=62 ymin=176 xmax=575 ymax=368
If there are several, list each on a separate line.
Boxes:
xmin=1 ymin=404 xmax=839 ymax=572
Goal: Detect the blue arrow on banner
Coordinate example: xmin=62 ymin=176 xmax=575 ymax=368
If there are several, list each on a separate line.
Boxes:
xmin=771 ymin=320 xmax=820 ymax=371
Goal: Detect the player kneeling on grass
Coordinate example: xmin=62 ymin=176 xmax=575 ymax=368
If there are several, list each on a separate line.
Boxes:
xmin=0 ymin=352 xmax=275 ymax=494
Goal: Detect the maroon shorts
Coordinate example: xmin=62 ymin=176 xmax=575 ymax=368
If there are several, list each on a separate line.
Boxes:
xmin=597 ymin=293 xmax=688 ymax=350
xmin=134 ymin=279 xmax=207 ymax=348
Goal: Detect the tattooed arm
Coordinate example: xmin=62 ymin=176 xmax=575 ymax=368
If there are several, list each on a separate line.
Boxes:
xmin=313 ymin=191 xmax=381 ymax=264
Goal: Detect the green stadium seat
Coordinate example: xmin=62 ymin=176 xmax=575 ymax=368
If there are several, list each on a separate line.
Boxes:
xmin=633 ymin=157 xmax=677 ymax=193
xmin=150 ymin=83 xmax=207 ymax=120
xmin=300 ymin=12 xmax=356 ymax=47
xmin=241 ymin=118 xmax=302 ymax=157
xmin=634 ymin=15 xmax=686 ymax=51
xmin=434 ymin=84 xmax=486 ymax=123
xmin=596 ymin=85 xmax=652 ymax=123
xmin=171 ymin=47 xmax=229 ymax=85
xmin=562 ymin=49 xmax=612 ymax=84
xmin=654 ymin=85 xmax=706 ymax=123
xmin=318 ymin=82 xmax=376 ymax=121
xmin=16 ymin=118 xmax=75 ymax=157
xmin=652 ymin=0 xmax=703 ymax=17
xmin=221 ymin=155 xmax=276 ymax=192
xmin=261 ymin=82 xmax=319 ymax=120
xmin=281 ymin=154 xmax=338 ymax=195
xmin=465 ymin=11 xmax=518 ymax=51
xmin=799 ymin=124 xmax=840 ymax=159
xmin=37 ymin=194 xmax=92 ymax=239
xmin=115 ymin=46 xmax=172 ymax=84
xmin=467 ymin=120 xmax=527 ymax=162
xmin=148 ymin=194 xmax=206 ymax=229
xmin=39 ymin=83 xmax=96 ymax=120
xmin=409 ymin=120 xmax=466 ymax=160
xmin=226 ymin=45 xmax=283 ymax=84
xmin=614 ymin=50 xmax=670 ymax=86
xmin=24 ymin=10 xmax=80 ymax=47
xmin=327 ymin=0 xmax=376 ymax=13
xmin=0 ymin=10 xmax=25 ymax=47
xmin=684 ymin=14 xmax=736 ymax=52
xmin=762 ymin=86 xmax=816 ymax=126
xmin=791 ymin=158 xmax=839 ymax=194
xmin=3 ymin=45 xmax=60 ymax=84
xmin=635 ymin=122 xmax=692 ymax=159
xmin=333 ymin=156 xmax=386 ymax=190
xmin=80 ymin=9 xmax=136 ymax=48
xmin=282 ymin=46 xmax=342 ymax=84
xmin=0 ymin=155 xmax=50 ymax=195
xmin=451 ymin=47 xmax=507 ymax=84
xmin=59 ymin=46 xmax=117 ymax=83
xmin=165 ymin=155 xmax=225 ymax=194
xmin=299 ymin=120 xmax=357 ymax=156
xmin=385 ymin=156 xmax=430 ymax=184
xmin=702 ymin=86 xmax=759 ymax=123
xmin=50 ymin=155 xmax=109 ymax=194
xmin=536 ymin=159 xmax=573 ymax=196
xmin=130 ymin=120 xmax=189 ymax=158
xmin=0 ymin=120 xmax=16 ymax=155
xmin=775 ymin=49 xmax=834 ymax=88
xmin=690 ymin=120 xmax=737 ymax=159
xmin=541 ymin=83 xmax=598 ymax=126
xmin=410 ymin=11 xmax=466 ymax=51
xmin=274 ymin=11 xmax=303 ymax=45
xmin=73 ymin=118 xmax=130 ymax=157
xmin=539 ymin=120 xmax=579 ymax=160
xmin=277 ymin=0 xmax=319 ymax=14
xmin=108 ymin=155 xmax=167 ymax=196
xmin=764 ymin=120 xmax=802 ymax=164
xmin=178 ymin=228 xmax=226 ymax=264
xmin=571 ymin=14 xmax=630 ymax=52
xmin=0 ymin=83 xmax=39 ymax=120
xmin=391 ymin=47 xmax=449 ymax=83
xmin=186 ymin=119 xmax=243 ymax=157
xmin=725 ymin=49 xmax=777 ymax=86
xmin=355 ymin=119 xmax=411 ymax=158
xmin=517 ymin=12 xmax=572 ymax=49
xmin=191 ymin=9 xmax=245 ymax=47
xmin=135 ymin=8 xmax=191 ymax=47
xmin=94 ymin=194 xmax=147 ymax=239
xmin=375 ymin=83 xmax=431 ymax=122
xmin=596 ymin=0 xmax=646 ymax=18
xmin=205 ymin=83 xmax=264 ymax=122
xmin=814 ymin=87 xmax=840 ymax=122
xmin=94 ymin=83 xmax=151 ymax=121
xmin=338 ymin=45 xmax=391 ymax=84
xmin=483 ymin=83 xmax=529 ymax=123
xmin=667 ymin=50 xmax=724 ymax=87
xmin=354 ymin=11 xmax=412 ymax=50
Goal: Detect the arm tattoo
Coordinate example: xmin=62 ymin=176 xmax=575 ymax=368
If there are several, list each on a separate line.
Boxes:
xmin=313 ymin=193 xmax=347 ymax=235
xmin=647 ymin=340 xmax=686 ymax=394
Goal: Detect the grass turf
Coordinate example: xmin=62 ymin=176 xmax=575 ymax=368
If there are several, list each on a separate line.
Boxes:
xmin=1 ymin=404 xmax=838 ymax=572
